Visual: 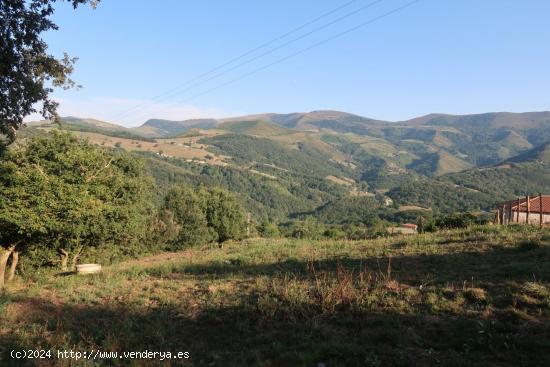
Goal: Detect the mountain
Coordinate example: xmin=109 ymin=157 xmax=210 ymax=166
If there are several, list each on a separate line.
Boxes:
xmin=28 ymin=116 xmax=132 ymax=132
xmin=61 ymin=116 xmax=131 ymax=131
xmin=221 ymin=110 xmax=386 ymax=131
xmin=503 ymin=142 xmax=550 ymax=164
xmin=218 ymin=120 xmax=292 ymax=136
xmin=407 ymin=150 xmax=473 ymax=176
xmin=402 ymin=111 xmax=550 ymax=129
xmin=20 ymin=109 xmax=550 ymax=220
xmin=132 ymin=118 xmax=218 ymax=137
xmin=120 ymin=110 xmax=550 ymax=170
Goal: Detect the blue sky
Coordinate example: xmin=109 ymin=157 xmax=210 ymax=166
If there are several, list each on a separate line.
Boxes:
xmin=42 ymin=0 xmax=550 ymax=127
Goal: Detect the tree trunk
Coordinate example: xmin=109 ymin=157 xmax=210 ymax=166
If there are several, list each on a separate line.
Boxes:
xmin=59 ymin=249 xmax=69 ymax=272
xmin=70 ymin=246 xmax=83 ymax=271
xmin=0 ymin=245 xmax=16 ymax=288
xmin=7 ymin=251 xmax=19 ymax=282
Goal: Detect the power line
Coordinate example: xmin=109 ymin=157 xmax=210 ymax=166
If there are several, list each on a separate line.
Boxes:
xmin=121 ymin=0 xmax=387 ymax=124
xmin=111 ymin=0 xmax=361 ymax=120
xmin=131 ymin=0 xmax=421 ymax=125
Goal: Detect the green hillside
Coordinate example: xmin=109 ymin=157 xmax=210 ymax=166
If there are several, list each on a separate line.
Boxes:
xmin=407 ymin=150 xmax=473 ymax=176
xmin=20 ymin=109 xmax=550 ymax=221
xmin=132 ymin=118 xmax=218 ymax=137
xmin=504 ymin=142 xmax=550 ymax=164
xmin=218 ymin=120 xmax=291 ymax=136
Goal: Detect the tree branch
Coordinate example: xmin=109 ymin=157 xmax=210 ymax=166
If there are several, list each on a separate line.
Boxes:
xmin=86 ymin=157 xmax=113 ymax=182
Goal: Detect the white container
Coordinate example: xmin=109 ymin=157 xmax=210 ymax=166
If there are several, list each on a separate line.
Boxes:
xmin=76 ymin=264 xmax=102 ymax=275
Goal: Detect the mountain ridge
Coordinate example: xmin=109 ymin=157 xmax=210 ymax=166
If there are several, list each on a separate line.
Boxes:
xmin=30 ymin=109 xmax=550 ymax=175
xmin=20 ymin=110 xmax=550 ymax=218
xmin=48 ymin=110 xmax=550 ymax=133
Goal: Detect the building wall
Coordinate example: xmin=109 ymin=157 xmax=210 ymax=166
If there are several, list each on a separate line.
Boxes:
xmin=505 ymin=211 xmax=550 ymax=224
xmin=389 ymin=227 xmax=417 ymax=235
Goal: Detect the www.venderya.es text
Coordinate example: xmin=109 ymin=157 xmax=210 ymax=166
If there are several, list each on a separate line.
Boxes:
xmin=10 ymin=349 xmax=190 ymax=361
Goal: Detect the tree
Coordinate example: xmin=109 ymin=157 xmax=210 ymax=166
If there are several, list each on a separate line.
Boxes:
xmin=163 ymin=186 xmax=215 ymax=248
xmin=150 ymin=209 xmax=180 ymax=246
xmin=203 ymin=188 xmax=246 ymax=243
xmin=0 ymin=146 xmax=58 ymax=286
xmin=0 ymin=131 xmax=154 ymax=283
xmin=163 ymin=186 xmax=247 ymax=248
xmin=0 ymin=0 xmax=98 ymax=143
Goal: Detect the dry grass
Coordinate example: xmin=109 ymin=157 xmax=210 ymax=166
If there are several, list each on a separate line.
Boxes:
xmin=72 ymin=131 xmax=229 ymax=165
xmin=1 ymin=226 xmax=549 ymax=366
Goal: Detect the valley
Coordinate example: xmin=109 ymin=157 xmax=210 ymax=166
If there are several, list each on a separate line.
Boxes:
xmin=23 ymin=110 xmax=550 ymax=224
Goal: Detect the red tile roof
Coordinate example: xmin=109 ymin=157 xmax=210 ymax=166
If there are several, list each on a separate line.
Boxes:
xmin=499 ymin=195 xmax=550 ymax=214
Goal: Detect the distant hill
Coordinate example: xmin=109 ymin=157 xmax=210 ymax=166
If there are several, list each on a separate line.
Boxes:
xmin=61 ymin=116 xmax=131 ymax=131
xmin=221 ymin=110 xmax=385 ymax=131
xmin=132 ymin=118 xmax=218 ymax=137
xmin=502 ymin=142 xmax=550 ymax=164
xmin=407 ymin=150 xmax=473 ymax=176
xmin=402 ymin=111 xmax=550 ymax=129
xmin=26 ymin=116 xmax=134 ymax=133
xmin=21 ymin=109 xmax=550 ymax=217
xmin=30 ymin=117 xmax=156 ymax=142
xmin=218 ymin=120 xmax=292 ymax=136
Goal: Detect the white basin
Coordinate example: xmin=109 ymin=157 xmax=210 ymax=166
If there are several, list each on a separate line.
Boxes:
xmin=76 ymin=264 xmax=102 ymax=275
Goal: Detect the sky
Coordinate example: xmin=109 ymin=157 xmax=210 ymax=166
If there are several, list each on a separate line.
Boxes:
xmin=36 ymin=0 xmax=550 ymax=127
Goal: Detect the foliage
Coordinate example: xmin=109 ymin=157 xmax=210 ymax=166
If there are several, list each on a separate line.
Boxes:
xmin=387 ymin=176 xmax=492 ymax=213
xmin=443 ymin=162 xmax=550 ymax=203
xmin=0 ymin=0 xmax=98 ymax=143
xmin=199 ymin=134 xmax=352 ymax=178
xmin=163 ymin=186 xmax=214 ymax=247
xmin=143 ymin=154 xmax=348 ymax=222
xmin=59 ymin=122 xmax=156 ymax=142
xmin=434 ymin=212 xmax=488 ymax=230
xmin=163 ymin=186 xmax=246 ymax=248
xmin=257 ymin=221 xmax=280 ymax=238
xmin=204 ymin=188 xmax=246 ymax=243
xmin=0 ymin=148 xmax=55 ymax=253
xmin=279 ymin=220 xmax=326 ymax=240
xmin=0 ymin=131 xmax=154 ymax=271
xmin=309 ymin=196 xmax=383 ymax=225
xmin=322 ymin=227 xmax=346 ymax=239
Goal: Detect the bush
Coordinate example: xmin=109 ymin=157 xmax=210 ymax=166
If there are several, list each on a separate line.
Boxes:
xmin=258 ymin=221 xmax=280 ymax=238
xmin=163 ymin=186 xmax=247 ymax=248
xmin=435 ymin=212 xmax=485 ymax=230
xmin=323 ymin=227 xmax=346 ymax=239
xmin=205 ymin=188 xmax=247 ymax=242
xmin=278 ymin=220 xmax=325 ymax=240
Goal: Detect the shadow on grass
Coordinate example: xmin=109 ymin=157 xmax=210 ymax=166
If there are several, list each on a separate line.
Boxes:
xmin=1 ymin=292 xmax=549 ymax=367
xmin=143 ymin=243 xmax=550 ymax=286
xmin=2 ymin=245 xmax=549 ymax=366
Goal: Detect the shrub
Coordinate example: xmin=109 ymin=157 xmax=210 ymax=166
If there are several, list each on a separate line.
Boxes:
xmin=162 ymin=186 xmax=246 ymax=248
xmin=323 ymin=227 xmax=346 ymax=239
xmin=518 ymin=239 xmax=541 ymax=251
xmin=435 ymin=212 xmax=485 ymax=230
xmin=258 ymin=221 xmax=280 ymax=238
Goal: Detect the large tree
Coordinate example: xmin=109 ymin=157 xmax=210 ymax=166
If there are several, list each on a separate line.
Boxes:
xmin=0 ymin=0 xmax=98 ymax=143
xmin=0 ymin=131 xmax=154 ymax=284
xmin=0 ymin=154 xmax=56 ymax=286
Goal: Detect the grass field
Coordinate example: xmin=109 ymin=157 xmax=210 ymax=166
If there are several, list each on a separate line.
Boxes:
xmin=1 ymin=226 xmax=549 ymax=366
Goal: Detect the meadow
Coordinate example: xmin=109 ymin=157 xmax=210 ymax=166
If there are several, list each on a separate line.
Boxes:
xmin=1 ymin=225 xmax=549 ymax=366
